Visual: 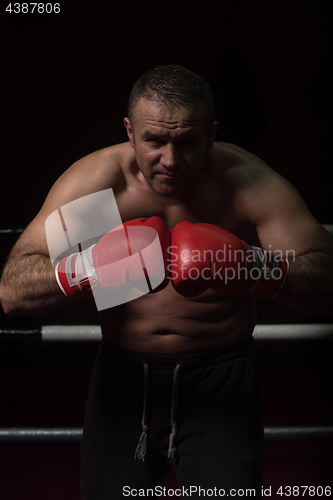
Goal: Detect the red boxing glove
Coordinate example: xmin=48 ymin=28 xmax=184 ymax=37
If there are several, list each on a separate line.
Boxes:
xmin=55 ymin=217 xmax=170 ymax=299
xmin=170 ymin=221 xmax=289 ymax=299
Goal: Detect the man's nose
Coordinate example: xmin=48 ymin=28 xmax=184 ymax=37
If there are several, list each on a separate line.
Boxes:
xmin=160 ymin=144 xmax=180 ymax=169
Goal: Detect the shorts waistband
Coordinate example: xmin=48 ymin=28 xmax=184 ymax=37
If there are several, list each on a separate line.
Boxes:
xmin=101 ymin=334 xmax=254 ymax=370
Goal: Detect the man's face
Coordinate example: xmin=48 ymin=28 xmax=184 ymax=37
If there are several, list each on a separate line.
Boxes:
xmin=124 ymin=98 xmax=218 ymax=197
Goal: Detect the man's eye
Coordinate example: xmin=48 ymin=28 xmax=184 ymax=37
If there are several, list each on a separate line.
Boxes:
xmin=179 ymin=139 xmax=194 ymax=146
xmin=148 ymin=138 xmax=163 ymax=144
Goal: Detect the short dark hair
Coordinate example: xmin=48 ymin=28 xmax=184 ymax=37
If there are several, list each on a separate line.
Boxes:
xmin=127 ymin=65 xmax=215 ymax=126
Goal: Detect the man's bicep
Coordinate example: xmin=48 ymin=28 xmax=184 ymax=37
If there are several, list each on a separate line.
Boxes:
xmin=10 ymin=168 xmax=93 ymax=260
xmin=253 ymin=174 xmax=331 ymax=257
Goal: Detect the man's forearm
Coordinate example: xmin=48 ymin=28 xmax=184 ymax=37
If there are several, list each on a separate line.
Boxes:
xmin=0 ymin=254 xmax=70 ymax=316
xmin=275 ymin=251 xmax=333 ymax=316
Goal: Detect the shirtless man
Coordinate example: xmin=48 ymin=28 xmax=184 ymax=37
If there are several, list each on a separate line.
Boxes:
xmin=1 ymin=65 xmax=332 ymax=500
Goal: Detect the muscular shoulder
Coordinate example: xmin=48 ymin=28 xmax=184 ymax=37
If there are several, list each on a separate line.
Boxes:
xmin=211 ymin=142 xmax=295 ymax=226
xmin=212 ymin=142 xmax=273 ymax=187
xmin=54 ymin=143 xmax=134 ymax=197
xmin=38 ymin=142 xmax=138 ymax=214
xmin=15 ymin=142 xmax=136 ymax=256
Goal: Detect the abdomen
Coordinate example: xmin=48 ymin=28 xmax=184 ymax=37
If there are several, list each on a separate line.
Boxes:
xmin=100 ymin=282 xmax=257 ymax=354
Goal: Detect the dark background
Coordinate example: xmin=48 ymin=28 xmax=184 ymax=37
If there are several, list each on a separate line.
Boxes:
xmin=0 ymin=0 xmax=332 ymax=498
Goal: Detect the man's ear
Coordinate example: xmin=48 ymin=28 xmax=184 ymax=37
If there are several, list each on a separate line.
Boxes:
xmin=124 ymin=117 xmax=135 ymax=147
xmin=208 ymin=121 xmax=219 ymax=151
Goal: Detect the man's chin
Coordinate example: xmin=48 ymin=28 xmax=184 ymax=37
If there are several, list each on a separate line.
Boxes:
xmin=153 ymin=181 xmax=189 ymax=197
xmin=150 ymin=172 xmax=192 ymax=194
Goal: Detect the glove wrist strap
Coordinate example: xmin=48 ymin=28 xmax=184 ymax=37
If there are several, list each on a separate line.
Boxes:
xmin=55 ymin=245 xmax=97 ymax=299
xmin=250 ymin=247 xmax=289 ymax=299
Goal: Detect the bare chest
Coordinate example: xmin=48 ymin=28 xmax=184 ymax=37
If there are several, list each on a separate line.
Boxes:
xmin=114 ymin=179 xmax=259 ymax=245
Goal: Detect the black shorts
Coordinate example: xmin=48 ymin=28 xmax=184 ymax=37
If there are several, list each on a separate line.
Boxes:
xmin=81 ymin=335 xmax=264 ymax=499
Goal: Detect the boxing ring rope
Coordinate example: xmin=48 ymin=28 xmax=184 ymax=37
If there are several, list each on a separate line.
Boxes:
xmin=1 ymin=426 xmax=333 ymax=442
xmin=1 ymin=225 xmax=332 ymax=442
xmin=1 ymin=323 xmax=333 ymax=342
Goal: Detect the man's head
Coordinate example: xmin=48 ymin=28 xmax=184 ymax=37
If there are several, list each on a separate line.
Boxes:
xmin=124 ymin=65 xmax=218 ymax=197
xmin=127 ymin=65 xmax=216 ymax=130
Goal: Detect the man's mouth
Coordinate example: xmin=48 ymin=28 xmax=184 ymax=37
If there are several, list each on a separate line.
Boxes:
xmin=156 ymin=171 xmax=184 ymax=179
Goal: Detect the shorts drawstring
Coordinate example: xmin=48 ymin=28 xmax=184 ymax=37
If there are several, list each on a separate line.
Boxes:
xmin=135 ymin=362 xmax=182 ymax=461
xmin=167 ymin=363 xmax=182 ymax=459
xmin=134 ymin=363 xmax=149 ymax=461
